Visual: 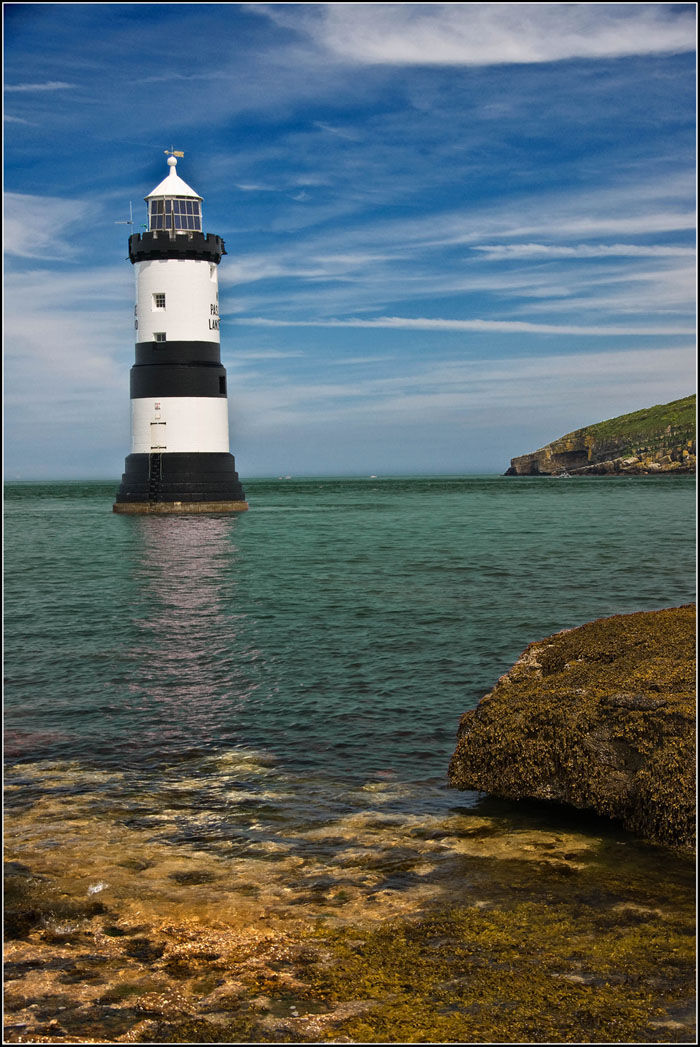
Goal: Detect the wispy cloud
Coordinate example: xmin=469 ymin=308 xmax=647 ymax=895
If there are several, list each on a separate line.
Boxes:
xmin=312 ymin=120 xmax=362 ymax=140
xmin=458 ymin=214 xmax=697 ymax=243
xmin=229 ymin=174 xmax=694 ymax=273
xmin=214 ymin=165 xmax=695 ymax=325
xmin=328 ymin=355 xmax=396 ymax=365
xmin=274 ymin=3 xmax=697 ymax=66
xmin=5 ymin=80 xmax=75 ymax=91
xmin=472 ymin=243 xmax=696 ymax=260
xmin=240 ymin=316 xmax=695 ymax=337
xmin=230 ymin=342 xmax=696 ymax=438
xmin=136 ymin=72 xmax=226 ymax=85
xmin=4 ymin=193 xmax=100 ymax=260
xmin=218 ymin=237 xmax=694 ymax=331
xmin=234 ymin=349 xmax=306 ymax=360
xmin=4 ymin=279 xmax=128 ymax=407
xmin=235 ymin=182 xmax=278 ymax=192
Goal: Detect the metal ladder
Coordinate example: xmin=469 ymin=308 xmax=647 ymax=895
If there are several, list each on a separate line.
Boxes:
xmin=148 ymin=453 xmax=162 ymax=502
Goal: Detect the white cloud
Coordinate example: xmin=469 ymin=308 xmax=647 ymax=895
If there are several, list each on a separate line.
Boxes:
xmin=235 ymin=182 xmax=278 ymax=192
xmin=219 ymin=240 xmax=694 ymax=328
xmin=4 ymin=266 xmax=131 ymax=309
xmin=421 ymin=212 xmax=697 ymax=250
xmin=519 ymin=265 xmax=697 ymax=317
xmin=214 ymin=166 xmax=694 ymax=325
xmin=315 ymin=171 xmax=696 ymax=255
xmin=221 ymin=255 xmax=346 ymax=286
xmin=219 ymin=247 xmax=403 ymax=290
xmin=240 ymin=316 xmax=695 ymax=337
xmin=295 ymin=3 xmax=696 ymax=66
xmin=4 ymin=192 xmax=100 ymax=260
xmin=232 ymin=174 xmax=693 ymax=285
xmin=328 ymin=355 xmax=397 ymax=365
xmin=312 ymin=120 xmax=362 ymax=140
xmin=4 ymin=267 xmax=132 ymax=412
xmin=230 ymin=342 xmax=696 ymax=440
xmin=234 ymin=349 xmax=306 ymax=360
xmin=472 ymin=243 xmax=696 ymax=260
xmin=5 ymin=80 xmax=75 ymax=91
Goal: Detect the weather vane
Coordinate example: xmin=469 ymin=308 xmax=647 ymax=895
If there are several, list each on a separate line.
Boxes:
xmin=164 ymin=146 xmax=185 ymax=158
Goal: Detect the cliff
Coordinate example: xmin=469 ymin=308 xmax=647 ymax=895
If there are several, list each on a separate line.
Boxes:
xmin=448 ymin=605 xmax=696 ymax=851
xmin=506 ymin=395 xmax=696 ymax=475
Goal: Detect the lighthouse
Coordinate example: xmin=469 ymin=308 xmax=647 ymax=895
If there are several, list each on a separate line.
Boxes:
xmin=113 ymin=154 xmax=247 ymax=513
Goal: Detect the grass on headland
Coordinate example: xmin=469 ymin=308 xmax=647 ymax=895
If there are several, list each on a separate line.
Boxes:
xmin=558 ymin=394 xmax=696 ymax=450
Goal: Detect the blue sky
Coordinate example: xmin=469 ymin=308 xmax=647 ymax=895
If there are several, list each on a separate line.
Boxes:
xmin=4 ymin=2 xmax=696 ymax=478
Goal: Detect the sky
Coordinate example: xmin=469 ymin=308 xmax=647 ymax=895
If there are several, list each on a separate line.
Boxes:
xmin=3 ymin=2 xmax=697 ymax=478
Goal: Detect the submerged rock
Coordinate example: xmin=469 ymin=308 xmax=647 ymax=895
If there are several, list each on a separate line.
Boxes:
xmin=449 ymin=606 xmax=696 ymax=851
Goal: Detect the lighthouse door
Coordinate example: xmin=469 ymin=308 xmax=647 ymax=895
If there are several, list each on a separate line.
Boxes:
xmin=150 ymin=421 xmax=166 ymax=450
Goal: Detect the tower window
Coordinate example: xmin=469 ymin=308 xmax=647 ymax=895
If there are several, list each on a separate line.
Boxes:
xmin=153 ymin=293 xmax=166 ymax=309
xmin=219 ymin=376 xmax=227 ymax=395
xmin=154 ymin=332 xmax=166 ymax=343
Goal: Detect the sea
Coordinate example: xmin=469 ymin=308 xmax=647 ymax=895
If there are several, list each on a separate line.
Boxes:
xmin=3 ymin=475 xmax=697 ymax=1043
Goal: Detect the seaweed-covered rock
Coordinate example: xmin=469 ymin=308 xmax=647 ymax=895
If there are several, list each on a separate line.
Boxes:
xmin=449 ymin=606 xmax=696 ymax=851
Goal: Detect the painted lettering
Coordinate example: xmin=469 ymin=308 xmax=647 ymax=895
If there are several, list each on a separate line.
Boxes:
xmin=208 ymin=318 xmax=220 ymax=330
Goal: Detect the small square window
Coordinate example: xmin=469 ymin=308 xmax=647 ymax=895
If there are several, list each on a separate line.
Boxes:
xmin=154 ymin=332 xmax=166 ymax=343
xmin=153 ymin=293 xmax=166 ymax=309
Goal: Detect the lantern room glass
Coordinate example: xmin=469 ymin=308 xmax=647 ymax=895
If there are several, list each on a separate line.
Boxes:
xmin=149 ymin=198 xmax=201 ymax=232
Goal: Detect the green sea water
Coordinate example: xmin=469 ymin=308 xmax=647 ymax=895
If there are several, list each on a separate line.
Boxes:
xmin=5 ymin=476 xmax=695 ymax=778
xmin=3 ymin=476 xmax=696 ymax=1043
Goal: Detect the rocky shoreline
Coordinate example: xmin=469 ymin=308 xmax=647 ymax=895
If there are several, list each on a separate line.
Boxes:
xmin=449 ymin=605 xmax=696 ymax=852
xmin=4 ymin=779 xmax=696 ymax=1044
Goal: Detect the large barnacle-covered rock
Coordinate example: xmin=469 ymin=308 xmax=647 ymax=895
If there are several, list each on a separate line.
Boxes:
xmin=449 ymin=605 xmax=696 ymax=851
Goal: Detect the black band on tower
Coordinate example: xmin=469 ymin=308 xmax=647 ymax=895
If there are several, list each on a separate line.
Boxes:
xmin=135 ymin=340 xmax=222 ymax=365
xmin=130 ymin=363 xmax=228 ymax=398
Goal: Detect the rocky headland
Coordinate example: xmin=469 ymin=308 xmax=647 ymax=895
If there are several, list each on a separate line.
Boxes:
xmin=449 ymin=605 xmax=696 ymax=851
xmin=506 ymin=395 xmax=696 ymax=475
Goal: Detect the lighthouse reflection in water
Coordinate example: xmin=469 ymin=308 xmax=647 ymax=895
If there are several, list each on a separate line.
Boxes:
xmin=127 ymin=515 xmax=258 ymax=756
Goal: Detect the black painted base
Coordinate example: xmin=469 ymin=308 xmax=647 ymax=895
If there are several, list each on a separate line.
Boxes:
xmin=114 ymin=452 xmax=246 ymax=504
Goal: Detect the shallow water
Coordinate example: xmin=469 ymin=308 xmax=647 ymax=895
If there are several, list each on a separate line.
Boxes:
xmin=4 ymin=476 xmax=696 ymax=1042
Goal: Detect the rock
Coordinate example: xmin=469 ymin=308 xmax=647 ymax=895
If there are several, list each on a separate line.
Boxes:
xmin=505 ymin=395 xmax=696 ymax=475
xmin=448 ymin=606 xmax=696 ymax=851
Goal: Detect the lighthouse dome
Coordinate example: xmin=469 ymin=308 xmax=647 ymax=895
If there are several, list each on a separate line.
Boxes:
xmin=145 ymin=156 xmax=202 ymax=201
xmin=145 ymin=156 xmax=203 ymax=232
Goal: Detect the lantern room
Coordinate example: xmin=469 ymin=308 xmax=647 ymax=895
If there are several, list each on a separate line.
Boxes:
xmin=145 ymin=155 xmax=203 ymax=233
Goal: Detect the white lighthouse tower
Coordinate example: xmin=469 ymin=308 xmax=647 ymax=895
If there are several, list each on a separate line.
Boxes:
xmin=113 ymin=154 xmax=247 ymax=513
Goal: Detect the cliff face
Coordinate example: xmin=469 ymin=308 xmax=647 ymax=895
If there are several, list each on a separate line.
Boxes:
xmin=448 ymin=605 xmax=696 ymax=851
xmin=506 ymin=395 xmax=696 ymax=475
